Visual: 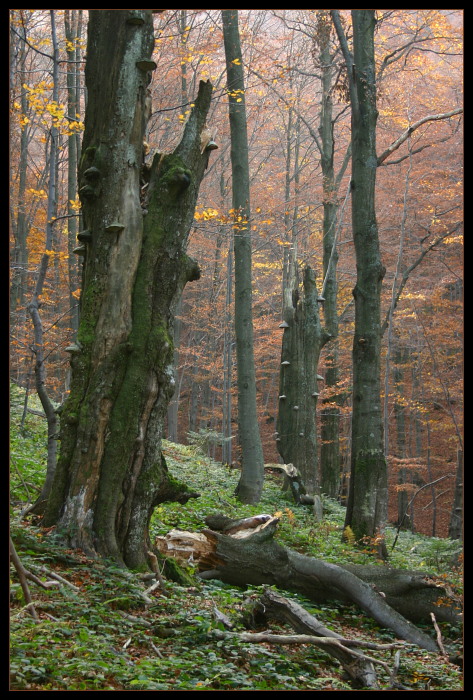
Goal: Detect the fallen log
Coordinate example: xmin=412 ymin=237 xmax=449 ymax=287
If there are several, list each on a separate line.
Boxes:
xmin=245 ymin=588 xmax=383 ymax=689
xmin=155 ymin=514 xmax=461 ymax=654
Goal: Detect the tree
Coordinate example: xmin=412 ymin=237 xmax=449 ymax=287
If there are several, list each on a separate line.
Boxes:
xmin=27 ymin=11 xmax=61 ymax=511
xmin=276 ymin=265 xmax=328 ymax=498
xmin=332 ymin=11 xmax=388 ymax=551
xmin=222 ymin=9 xmax=265 ymax=504
xmin=43 ymin=10 xmax=214 ymax=569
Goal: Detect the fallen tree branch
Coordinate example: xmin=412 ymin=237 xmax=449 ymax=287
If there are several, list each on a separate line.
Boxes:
xmin=155 ymin=515 xmax=460 ymax=654
xmin=211 ymin=627 xmax=400 ymax=651
xmin=10 ymin=537 xmax=60 ymax=620
xmin=430 ymin=612 xmax=447 ymax=657
xmin=34 ymin=565 xmax=81 ymax=591
xmin=211 ymin=628 xmax=400 ymax=689
xmin=246 ymin=587 xmax=386 ymax=689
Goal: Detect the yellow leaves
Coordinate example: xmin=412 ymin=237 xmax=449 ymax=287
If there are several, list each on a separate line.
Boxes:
xmin=227 ymin=88 xmax=245 ymax=102
xmin=194 ymin=207 xmax=220 ymax=221
xmin=343 ymin=526 xmax=356 ymax=546
xmin=28 ymin=188 xmax=47 ymax=200
xmin=69 ymin=197 xmax=81 ymax=212
xmin=20 ymin=81 xmax=84 ymax=135
xmin=274 ymin=507 xmax=296 ymax=526
xmin=443 ymin=234 xmax=463 ymax=245
xmin=231 ymin=58 xmax=241 ymax=65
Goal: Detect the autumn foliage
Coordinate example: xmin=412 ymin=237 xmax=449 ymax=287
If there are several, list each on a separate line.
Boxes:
xmin=10 ymin=10 xmax=462 ymax=537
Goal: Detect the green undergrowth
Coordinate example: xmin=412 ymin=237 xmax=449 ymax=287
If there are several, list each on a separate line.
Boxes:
xmin=10 ymin=392 xmax=463 ymax=690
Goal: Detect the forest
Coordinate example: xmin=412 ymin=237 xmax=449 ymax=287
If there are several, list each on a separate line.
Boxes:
xmin=10 ymin=9 xmax=463 ymax=691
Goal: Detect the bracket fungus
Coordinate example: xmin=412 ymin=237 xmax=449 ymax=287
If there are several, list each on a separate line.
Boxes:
xmin=136 ymin=59 xmax=157 ymax=73
xmin=105 ymin=222 xmax=125 ymax=234
xmin=77 ymin=230 xmax=92 ymax=243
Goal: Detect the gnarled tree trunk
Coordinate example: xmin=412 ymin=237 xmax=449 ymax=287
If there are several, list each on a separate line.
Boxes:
xmin=276 ymin=266 xmax=329 ymax=496
xmin=43 ymin=10 xmax=214 ymax=570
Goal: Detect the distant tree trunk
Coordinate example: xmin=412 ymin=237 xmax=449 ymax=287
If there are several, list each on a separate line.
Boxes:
xmin=276 ymin=266 xmax=329 ymax=496
xmin=316 ymin=10 xmax=343 ymax=498
xmin=222 ymin=9 xmax=264 ymax=504
xmin=392 ymin=347 xmax=413 ymax=531
xmin=64 ymin=10 xmax=82 ymax=335
xmin=448 ymin=449 xmax=463 ymax=540
xmin=166 ymin=9 xmax=190 ymax=443
xmin=27 ymin=11 xmax=60 ymax=511
xmin=10 ymin=19 xmax=30 ymax=318
xmin=332 ymin=11 xmax=388 ymax=551
xmin=276 ymin=91 xmax=330 ymax=499
xmin=222 ymin=233 xmax=234 ymax=466
xmin=43 ymin=10 xmax=213 ymax=570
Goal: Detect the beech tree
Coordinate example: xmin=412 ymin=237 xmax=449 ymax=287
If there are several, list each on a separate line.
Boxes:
xmin=332 ymin=11 xmax=389 ymax=551
xmin=42 ymin=10 xmax=215 ymax=569
xmin=222 ymin=9 xmax=265 ymax=504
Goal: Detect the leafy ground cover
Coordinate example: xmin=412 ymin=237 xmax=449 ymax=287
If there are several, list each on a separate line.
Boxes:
xmin=10 ymin=391 xmax=463 ymax=690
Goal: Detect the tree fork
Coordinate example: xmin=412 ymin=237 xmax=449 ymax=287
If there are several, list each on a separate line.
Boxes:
xmin=43 ymin=10 xmax=215 ymax=570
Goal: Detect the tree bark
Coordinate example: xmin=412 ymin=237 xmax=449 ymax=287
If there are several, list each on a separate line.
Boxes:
xmin=222 ymin=9 xmax=265 ymax=504
xmin=332 ymin=10 xmax=388 ymax=550
xmin=64 ymin=9 xmax=82 ymax=336
xmin=191 ymin=516 xmax=459 ymax=653
xmin=43 ymin=11 xmax=213 ymax=570
xmin=448 ymin=449 xmax=463 ymax=541
xmin=276 ymin=266 xmax=329 ymax=495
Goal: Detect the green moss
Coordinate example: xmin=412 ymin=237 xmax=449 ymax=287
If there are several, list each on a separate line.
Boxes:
xmin=77 ymin=279 xmax=101 ymax=347
xmin=161 ymin=555 xmax=194 ymax=585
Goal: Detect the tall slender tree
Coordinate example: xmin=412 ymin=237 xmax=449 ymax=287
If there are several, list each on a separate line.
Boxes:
xmin=222 ymin=9 xmax=265 ymax=504
xmin=332 ymin=10 xmax=388 ymax=553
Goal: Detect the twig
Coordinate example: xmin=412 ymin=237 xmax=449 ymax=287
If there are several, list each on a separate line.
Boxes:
xmin=430 ymin=612 xmax=447 ymax=656
xmin=144 ymin=580 xmax=162 ymax=596
xmin=9 ymin=538 xmax=38 ymax=619
xmin=35 ymin=565 xmax=81 ymax=591
xmin=150 ymin=641 xmax=164 ymax=659
xmin=118 ymin=611 xmax=152 ymax=627
xmin=147 ymin=550 xmax=168 ymax=593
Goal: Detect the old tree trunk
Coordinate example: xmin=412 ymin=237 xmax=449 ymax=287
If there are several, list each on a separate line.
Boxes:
xmin=43 ymin=10 xmax=214 ymax=569
xmin=276 ymin=266 xmax=330 ymax=497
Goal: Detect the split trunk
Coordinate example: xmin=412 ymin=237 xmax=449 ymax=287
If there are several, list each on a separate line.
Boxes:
xmin=43 ymin=10 xmax=214 ymax=570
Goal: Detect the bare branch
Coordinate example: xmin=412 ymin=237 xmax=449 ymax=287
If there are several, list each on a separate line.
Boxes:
xmin=377 ymin=108 xmax=463 ymax=166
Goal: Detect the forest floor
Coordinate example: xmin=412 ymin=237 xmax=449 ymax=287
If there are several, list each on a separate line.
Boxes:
xmin=10 ymin=395 xmax=463 ymax=691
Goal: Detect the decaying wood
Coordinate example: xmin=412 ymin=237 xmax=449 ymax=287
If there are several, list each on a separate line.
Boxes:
xmin=246 ymin=588 xmax=382 ymax=688
xmin=154 ymin=514 xmax=461 ymax=655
